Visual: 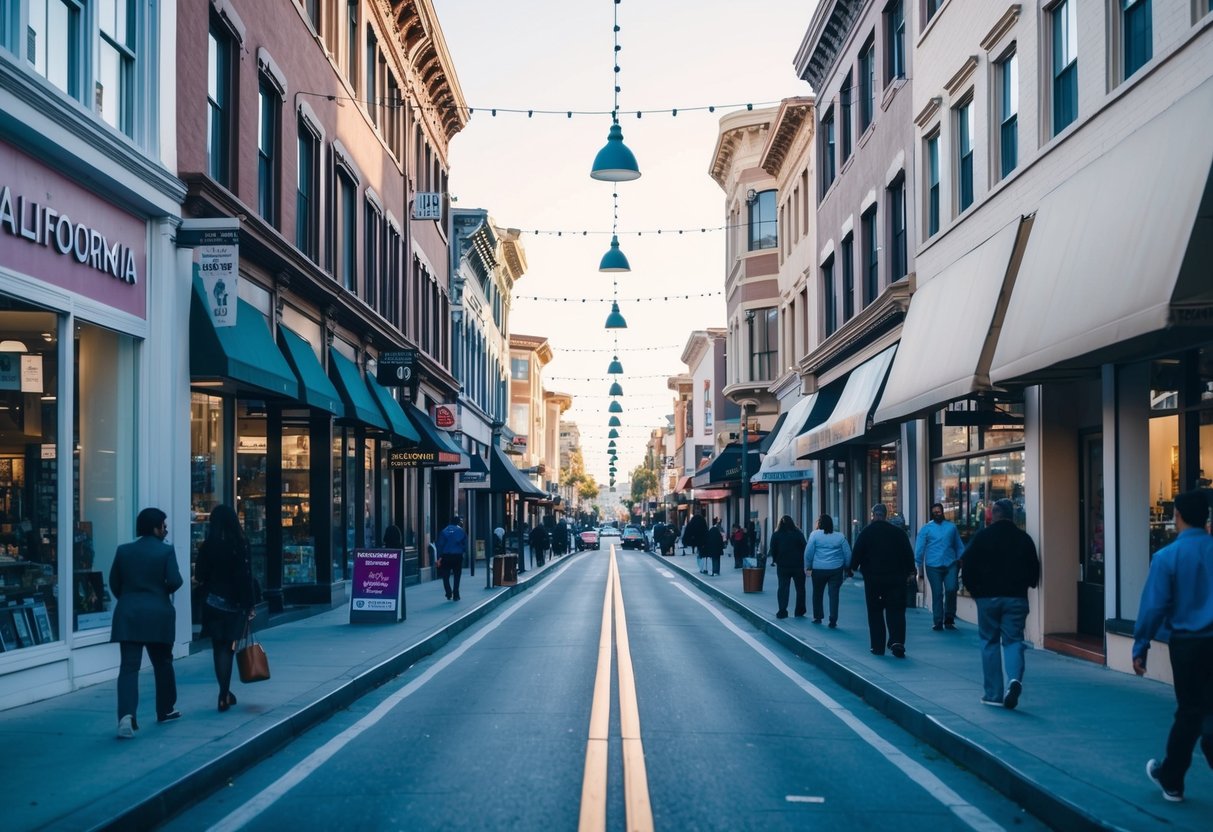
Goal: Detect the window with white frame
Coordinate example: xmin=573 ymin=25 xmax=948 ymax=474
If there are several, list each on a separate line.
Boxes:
xmin=821 ymin=108 xmax=837 ymax=194
xmin=335 ymin=168 xmax=357 ymax=292
xmin=996 ymin=49 xmax=1018 ymax=180
xmin=97 ymin=0 xmax=135 ymax=134
xmin=363 ymin=199 xmax=381 ymax=308
xmin=1051 ymin=0 xmax=1078 ymax=135
xmin=258 ymin=77 xmax=280 ymax=224
xmin=925 ymin=130 xmax=940 ymax=237
xmin=1121 ymin=0 xmax=1152 ymax=80
xmin=955 ymin=97 xmax=974 ymax=213
xmin=27 ymin=0 xmax=83 ymax=101
xmin=885 ymin=0 xmax=905 ymax=83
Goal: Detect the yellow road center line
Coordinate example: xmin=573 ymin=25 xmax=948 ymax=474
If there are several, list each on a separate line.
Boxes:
xmin=612 ymin=547 xmax=654 ymax=832
xmin=579 ymin=546 xmax=615 ymax=832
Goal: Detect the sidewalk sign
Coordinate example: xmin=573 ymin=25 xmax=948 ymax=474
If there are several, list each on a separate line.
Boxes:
xmin=350 ymin=548 xmax=405 ymax=623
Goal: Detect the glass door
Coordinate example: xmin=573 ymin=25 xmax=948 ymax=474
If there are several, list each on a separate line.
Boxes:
xmin=1078 ymin=432 xmax=1104 ymax=637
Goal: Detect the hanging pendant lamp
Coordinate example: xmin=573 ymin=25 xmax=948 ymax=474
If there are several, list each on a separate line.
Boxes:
xmin=590 ymin=122 xmax=641 ymax=182
xmin=598 ymin=235 xmax=632 ymax=272
xmin=604 ymin=300 xmax=628 ymax=329
xmin=607 ymin=355 xmax=624 ymax=374
xmin=608 ymin=415 xmax=621 ymax=427
xmin=608 ymin=380 xmax=624 ymax=397
xmin=608 ymin=429 xmax=619 ymax=439
xmin=608 ymin=400 xmax=623 ymax=414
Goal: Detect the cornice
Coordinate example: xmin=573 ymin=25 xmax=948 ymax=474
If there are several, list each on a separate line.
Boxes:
xmin=797 ymin=279 xmax=910 ymax=378
xmin=760 ymin=96 xmax=816 ymax=177
xmin=708 ymin=110 xmax=773 ymax=187
xmin=389 ymin=0 xmax=468 ymax=145
xmin=795 ymin=0 xmax=863 ymax=92
xmin=915 ymin=96 xmax=942 ymax=128
xmin=981 ymin=5 xmax=1022 ymax=52
xmin=944 ymin=55 xmax=980 ymax=98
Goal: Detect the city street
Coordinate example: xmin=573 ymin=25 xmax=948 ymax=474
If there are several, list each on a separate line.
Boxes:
xmin=163 ymin=548 xmax=1042 ymax=831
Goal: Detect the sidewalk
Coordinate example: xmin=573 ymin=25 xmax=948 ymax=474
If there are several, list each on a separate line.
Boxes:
xmin=652 ymin=545 xmax=1211 ymax=832
xmin=3 ymin=550 xmax=568 ymax=832
xmin=5 ymin=546 xmax=1208 ymax=831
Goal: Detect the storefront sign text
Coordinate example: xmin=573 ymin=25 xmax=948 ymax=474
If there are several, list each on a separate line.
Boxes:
xmin=389 ymin=448 xmax=443 ymax=467
xmin=433 ymin=403 xmax=458 ymax=430
xmin=0 ymin=186 xmax=138 ymax=284
xmin=350 ymin=548 xmax=404 ymax=624
xmin=180 ymin=223 xmax=240 ymax=329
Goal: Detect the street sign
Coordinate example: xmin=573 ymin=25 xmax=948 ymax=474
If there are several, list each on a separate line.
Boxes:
xmin=414 ymin=192 xmax=442 ymax=220
xmin=377 ymin=350 xmax=416 ymax=386
xmin=349 ymin=548 xmax=404 ymax=623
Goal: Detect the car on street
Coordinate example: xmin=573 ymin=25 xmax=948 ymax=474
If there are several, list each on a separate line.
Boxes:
xmin=620 ymin=525 xmax=646 ymax=550
xmin=597 ymin=526 xmax=622 ymax=549
xmin=577 ymin=527 xmax=599 ymax=550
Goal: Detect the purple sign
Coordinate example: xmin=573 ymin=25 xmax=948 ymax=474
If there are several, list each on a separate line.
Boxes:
xmin=350 ymin=548 xmax=404 ymax=623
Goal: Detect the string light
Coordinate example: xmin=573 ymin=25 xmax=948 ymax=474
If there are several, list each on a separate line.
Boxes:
xmin=523 ymin=223 xmax=731 ymax=236
xmin=517 ymin=291 xmax=722 ymax=303
xmin=548 ymin=373 xmax=672 ymax=381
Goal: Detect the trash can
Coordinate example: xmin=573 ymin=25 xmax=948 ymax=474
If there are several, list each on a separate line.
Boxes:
xmin=741 ymin=566 xmax=765 ymax=593
xmin=493 ymin=555 xmax=518 ymax=587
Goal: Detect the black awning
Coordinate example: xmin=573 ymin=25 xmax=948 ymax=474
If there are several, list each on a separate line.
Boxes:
xmin=691 ymin=443 xmax=761 ymax=489
xmin=403 ymin=401 xmax=462 ymax=465
xmin=490 ymin=446 xmax=546 ymax=498
xmin=758 ymin=412 xmax=788 ymax=454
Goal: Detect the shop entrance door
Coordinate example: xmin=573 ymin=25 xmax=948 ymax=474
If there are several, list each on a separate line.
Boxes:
xmin=1077 ymin=433 xmax=1105 ymax=637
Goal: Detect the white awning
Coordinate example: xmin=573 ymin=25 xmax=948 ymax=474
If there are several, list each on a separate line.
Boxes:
xmin=796 ymin=345 xmax=897 ymax=459
xmin=753 ymin=393 xmax=818 ymax=482
xmin=990 ymin=77 xmax=1213 ymax=383
xmin=874 ymin=218 xmax=1026 ymax=424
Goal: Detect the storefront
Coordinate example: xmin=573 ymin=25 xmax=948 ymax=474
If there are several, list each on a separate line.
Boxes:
xmin=0 ymin=137 xmax=184 ymax=705
xmin=691 ymin=443 xmax=761 ymax=531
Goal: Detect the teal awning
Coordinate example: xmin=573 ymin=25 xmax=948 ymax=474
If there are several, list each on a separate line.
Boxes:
xmin=189 ymin=276 xmax=297 ymax=398
xmin=403 ymin=401 xmax=463 ymax=464
xmin=366 ymin=375 xmax=421 ymax=443
xmin=278 ymin=326 xmax=341 ymax=415
xmin=328 ymin=349 xmax=389 ymax=430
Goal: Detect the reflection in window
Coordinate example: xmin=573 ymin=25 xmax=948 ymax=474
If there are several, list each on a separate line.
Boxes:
xmin=28 ymin=0 xmax=82 ymax=99
xmin=236 ymin=402 xmax=268 ymax=592
xmin=282 ymin=422 xmax=314 ymax=584
xmin=748 ymin=190 xmax=777 ymax=251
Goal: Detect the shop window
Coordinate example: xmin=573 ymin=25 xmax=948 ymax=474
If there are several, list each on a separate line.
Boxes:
xmin=332 ymin=430 xmax=357 ymax=580
xmin=236 ymin=401 xmax=268 ymax=592
xmin=0 ymin=305 xmax=60 ymax=650
xmin=867 ymin=443 xmax=900 ymax=517
xmin=363 ymin=441 xmax=375 ymax=547
xmin=282 ymin=421 xmax=314 ymax=584
xmin=74 ymin=322 xmax=137 ymax=633
xmin=190 ymin=392 xmax=227 ymax=628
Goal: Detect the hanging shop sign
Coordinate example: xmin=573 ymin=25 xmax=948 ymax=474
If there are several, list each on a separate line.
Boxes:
xmin=349 ymin=548 xmax=404 ymax=623
xmin=179 ymin=219 xmax=241 ymax=328
xmin=413 ymin=192 xmax=442 ymax=220
xmin=388 ymin=448 xmax=446 ymax=468
xmin=432 ymin=403 xmax=459 ymax=431
xmin=377 ymin=350 xmax=417 ymax=386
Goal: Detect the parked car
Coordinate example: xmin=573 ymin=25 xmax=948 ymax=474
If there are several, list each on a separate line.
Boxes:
xmin=620 ymin=526 xmax=646 ymax=550
xmin=598 ymin=526 xmax=622 ymax=548
xmin=578 ymin=528 xmax=600 ymax=551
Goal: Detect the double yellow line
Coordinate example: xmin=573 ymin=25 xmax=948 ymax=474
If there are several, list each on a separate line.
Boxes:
xmin=579 ymin=545 xmax=653 ymax=832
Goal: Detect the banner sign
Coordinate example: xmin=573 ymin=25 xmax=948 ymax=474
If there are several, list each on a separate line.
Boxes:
xmin=377 ymin=350 xmax=416 ymax=386
xmin=350 ymin=548 xmax=404 ymax=623
xmin=180 ymin=221 xmax=240 ymax=329
xmin=413 ymin=192 xmax=442 ymax=220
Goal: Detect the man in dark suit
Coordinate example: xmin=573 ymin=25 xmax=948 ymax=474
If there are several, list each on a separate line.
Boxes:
xmin=852 ymin=504 xmax=917 ymax=658
xmin=110 ymin=507 xmax=184 ymax=738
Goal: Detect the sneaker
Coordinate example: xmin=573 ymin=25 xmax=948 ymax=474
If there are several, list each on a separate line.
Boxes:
xmin=980 ymin=697 xmax=1004 ymax=707
xmin=775 ymin=611 xmax=788 ymax=619
xmin=932 ymin=623 xmax=943 ymax=631
xmin=156 ymin=710 xmax=182 ymax=723
xmin=890 ymin=643 xmax=906 ymax=658
xmin=828 ymin=621 xmax=837 ymax=629
xmin=1146 ymin=759 xmax=1183 ymax=802
xmin=117 ymin=715 xmax=135 ymax=739
xmin=1003 ymin=679 xmax=1022 ymax=710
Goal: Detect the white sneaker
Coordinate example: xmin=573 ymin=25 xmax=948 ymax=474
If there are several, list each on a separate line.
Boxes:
xmin=117 ymin=714 xmax=135 ymax=739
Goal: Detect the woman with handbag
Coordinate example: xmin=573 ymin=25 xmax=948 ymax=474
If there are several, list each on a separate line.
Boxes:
xmin=194 ymin=504 xmax=256 ymax=712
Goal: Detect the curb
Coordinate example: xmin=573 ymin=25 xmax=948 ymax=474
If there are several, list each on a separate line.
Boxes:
xmin=77 ymin=556 xmax=576 ymax=832
xmin=643 ymin=549 xmax=1123 ymax=832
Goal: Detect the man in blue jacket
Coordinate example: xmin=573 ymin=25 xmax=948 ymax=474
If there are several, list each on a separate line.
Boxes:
xmin=436 ymin=516 xmax=468 ymax=602
xmin=1134 ymin=490 xmax=1213 ymax=803
xmin=916 ymin=503 xmax=965 ymax=631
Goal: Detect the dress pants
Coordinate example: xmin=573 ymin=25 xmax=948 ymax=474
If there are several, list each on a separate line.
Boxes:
xmin=440 ymin=554 xmax=463 ymax=599
xmin=117 ymin=641 xmax=177 ymax=720
xmin=975 ymin=597 xmax=1028 ymax=700
xmin=926 ymin=562 xmax=959 ymax=625
xmin=1154 ymin=635 xmax=1213 ymax=792
xmin=776 ymin=568 xmax=807 ymax=616
xmin=709 ymin=554 xmax=721 ymax=575
xmin=810 ymin=567 xmax=845 ymax=623
xmin=862 ymin=576 xmax=908 ymax=652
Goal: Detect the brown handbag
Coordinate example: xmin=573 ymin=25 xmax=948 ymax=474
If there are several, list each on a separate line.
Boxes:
xmin=236 ymin=623 xmax=270 ymax=683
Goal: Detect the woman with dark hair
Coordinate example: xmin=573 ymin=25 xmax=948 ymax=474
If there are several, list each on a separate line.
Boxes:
xmin=804 ymin=513 xmax=852 ymax=627
xmin=194 ymin=504 xmax=256 ymax=712
xmin=769 ymin=515 xmax=808 ymax=619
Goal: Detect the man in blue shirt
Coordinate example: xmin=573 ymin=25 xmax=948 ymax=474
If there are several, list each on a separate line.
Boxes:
xmin=1134 ymin=490 xmax=1213 ymax=803
xmin=916 ymin=503 xmax=965 ymax=630
xmin=436 ymin=516 xmax=468 ymax=602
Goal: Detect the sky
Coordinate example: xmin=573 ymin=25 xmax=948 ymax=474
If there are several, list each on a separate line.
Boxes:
xmin=436 ymin=0 xmax=817 ymax=484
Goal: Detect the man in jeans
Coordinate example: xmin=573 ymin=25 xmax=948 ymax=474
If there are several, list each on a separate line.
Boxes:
xmin=436 ymin=516 xmax=468 ymax=601
xmin=961 ymin=499 xmax=1039 ymax=709
xmin=916 ymin=503 xmax=964 ymax=630
xmin=1133 ymin=489 xmax=1213 ymax=803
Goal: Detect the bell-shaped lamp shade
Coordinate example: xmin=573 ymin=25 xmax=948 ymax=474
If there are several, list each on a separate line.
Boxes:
xmin=604 ymin=301 xmax=628 ymax=330
xmin=607 ymin=356 xmax=624 ymax=375
xmin=608 ymin=400 xmax=623 ymax=414
xmin=598 ymin=235 xmax=632 ymax=272
xmin=608 ymin=415 xmax=621 ymax=427
xmin=608 ymin=380 xmax=624 ymax=397
xmin=608 ymin=428 xmax=619 ymax=439
xmin=590 ymin=122 xmax=641 ymax=182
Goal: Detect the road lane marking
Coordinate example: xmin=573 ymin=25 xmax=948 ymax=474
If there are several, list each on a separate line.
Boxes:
xmin=579 ymin=547 xmax=616 ymax=831
xmin=205 ymin=557 xmax=577 ymax=832
xmin=612 ymin=549 xmax=653 ymax=831
xmin=669 ymin=581 xmax=1006 ymax=832
xmin=785 ymin=795 xmax=826 ymax=804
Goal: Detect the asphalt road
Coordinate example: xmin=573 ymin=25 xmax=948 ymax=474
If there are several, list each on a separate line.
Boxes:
xmin=162 ymin=548 xmax=1048 ymax=831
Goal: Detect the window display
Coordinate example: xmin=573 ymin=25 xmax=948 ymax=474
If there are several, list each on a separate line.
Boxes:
xmin=236 ymin=402 xmax=268 ymax=591
xmin=282 ymin=421 xmax=314 ymax=584
xmin=931 ymin=400 xmax=1026 ymax=542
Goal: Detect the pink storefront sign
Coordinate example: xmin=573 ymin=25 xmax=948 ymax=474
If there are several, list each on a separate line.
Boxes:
xmin=0 ymin=142 xmax=147 ymax=319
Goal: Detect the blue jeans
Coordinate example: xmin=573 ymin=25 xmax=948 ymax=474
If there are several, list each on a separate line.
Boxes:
xmin=925 ymin=562 xmax=959 ymax=625
xmin=976 ymin=597 xmax=1028 ymax=701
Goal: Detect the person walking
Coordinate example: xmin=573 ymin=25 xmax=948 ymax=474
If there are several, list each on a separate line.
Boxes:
xmin=437 ymin=516 xmax=468 ymax=601
xmin=109 ymin=507 xmax=184 ymax=738
xmin=916 ymin=503 xmax=965 ymax=631
xmin=770 ymin=515 xmax=808 ymax=619
xmin=528 ymin=523 xmax=549 ymax=568
xmin=851 ymin=504 xmax=916 ymax=658
xmin=1133 ymin=489 xmax=1213 ymax=803
xmin=683 ymin=511 xmax=707 ymax=557
xmin=804 ymin=514 xmax=852 ymax=627
xmin=194 ymin=504 xmax=257 ymax=714
xmin=729 ymin=522 xmax=749 ymax=569
xmin=700 ymin=517 xmax=725 ymax=576
xmin=961 ymin=498 xmax=1040 ymax=709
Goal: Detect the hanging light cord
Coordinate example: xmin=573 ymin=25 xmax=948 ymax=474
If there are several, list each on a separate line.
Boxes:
xmin=611 ymin=0 xmax=622 ymax=122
